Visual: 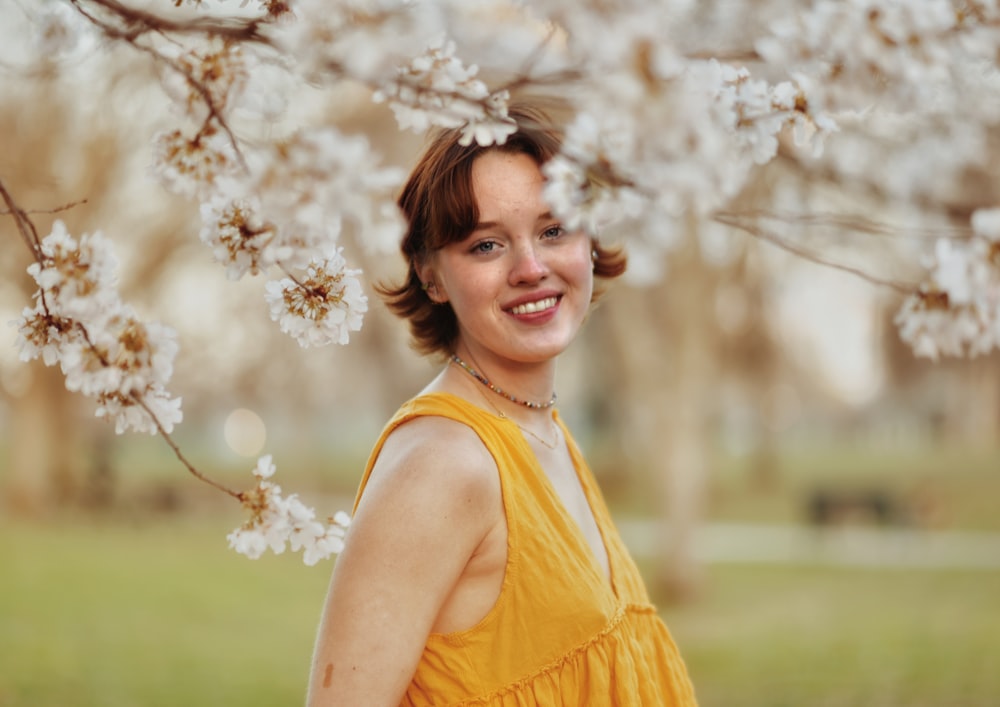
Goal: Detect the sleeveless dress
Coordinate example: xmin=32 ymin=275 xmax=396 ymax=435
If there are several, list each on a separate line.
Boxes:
xmin=353 ymin=393 xmax=698 ymax=707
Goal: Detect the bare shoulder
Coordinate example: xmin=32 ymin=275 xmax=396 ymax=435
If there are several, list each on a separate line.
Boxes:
xmin=362 ymin=414 xmax=500 ymax=515
xmin=307 ymin=415 xmax=503 ymax=704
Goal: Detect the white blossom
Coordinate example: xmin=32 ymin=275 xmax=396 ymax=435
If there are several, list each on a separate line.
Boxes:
xmin=253 ymin=454 xmax=276 ymax=479
xmin=31 ymin=1 xmax=98 ymax=63
xmin=228 ymin=455 xmax=351 ymax=565
xmin=247 ymin=127 xmax=406 ymax=258
xmin=895 ymin=212 xmax=1000 ymax=359
xmin=151 ymin=126 xmax=240 ymax=199
xmin=713 ymin=65 xmax=838 ymax=164
xmin=374 ymin=38 xmax=517 ymax=146
xmin=25 ymin=221 xmax=121 ymax=319
xmin=895 ymin=291 xmax=994 ymax=360
xmin=199 ymin=196 xmax=278 ymax=280
xmin=756 ymin=0 xmax=978 ymax=112
xmin=972 ymin=208 xmax=1000 ymax=242
xmin=159 ymin=41 xmax=251 ymax=124
xmin=274 ymin=0 xmax=445 ymax=84
xmin=528 ymin=0 xmax=682 ymax=72
xmin=14 ymin=302 xmax=77 ymax=366
xmin=14 ymin=222 xmax=183 ymax=434
xmin=264 ymin=249 xmax=368 ymax=347
xmin=95 ymin=385 xmax=184 ymax=436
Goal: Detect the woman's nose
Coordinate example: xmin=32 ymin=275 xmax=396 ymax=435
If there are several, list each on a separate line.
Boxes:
xmin=508 ymin=242 xmax=549 ymax=285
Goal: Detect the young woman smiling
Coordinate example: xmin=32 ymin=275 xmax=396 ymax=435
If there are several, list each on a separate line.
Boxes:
xmin=307 ymin=105 xmax=697 ymax=707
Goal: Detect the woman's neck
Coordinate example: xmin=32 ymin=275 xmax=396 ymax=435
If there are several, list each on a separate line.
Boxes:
xmin=447 ymin=347 xmax=557 ymax=415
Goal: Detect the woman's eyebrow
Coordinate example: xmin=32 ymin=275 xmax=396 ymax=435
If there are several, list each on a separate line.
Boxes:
xmin=472 ymin=211 xmax=557 ymax=232
xmin=472 ymin=220 xmax=500 ymax=232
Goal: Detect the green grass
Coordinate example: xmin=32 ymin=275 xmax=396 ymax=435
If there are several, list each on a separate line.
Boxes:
xmin=2 ymin=515 xmax=999 ymax=707
xmin=660 ymin=565 xmax=1000 ymax=707
xmin=0 ymin=515 xmax=331 ymax=707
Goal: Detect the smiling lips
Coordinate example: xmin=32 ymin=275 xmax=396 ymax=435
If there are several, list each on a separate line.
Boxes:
xmin=508 ymin=296 xmax=559 ymax=315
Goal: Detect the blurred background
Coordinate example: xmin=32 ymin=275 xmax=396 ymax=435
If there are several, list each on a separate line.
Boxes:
xmin=2 ymin=13 xmax=1000 ymax=707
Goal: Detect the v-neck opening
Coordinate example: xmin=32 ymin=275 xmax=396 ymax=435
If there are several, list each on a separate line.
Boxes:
xmin=550 ymin=410 xmax=618 ymax=600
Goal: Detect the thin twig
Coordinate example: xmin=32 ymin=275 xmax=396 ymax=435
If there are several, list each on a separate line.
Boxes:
xmin=714 ymin=212 xmax=918 ymax=294
xmin=75 ymin=0 xmax=271 ymax=45
xmin=718 ymin=209 xmax=973 ymax=240
xmin=0 ymin=178 xmax=44 ymax=262
xmin=497 ymin=67 xmax=585 ymax=95
xmin=4 ymin=182 xmax=243 ymax=501
xmin=68 ymin=0 xmax=249 ymax=171
xmin=0 ymin=197 xmax=89 ymax=217
xmin=132 ymin=392 xmax=243 ymax=500
xmin=686 ymin=48 xmax=761 ymax=63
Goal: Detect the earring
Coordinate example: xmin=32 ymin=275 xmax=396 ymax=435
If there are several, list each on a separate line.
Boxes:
xmin=591 ymin=249 xmax=598 ymax=262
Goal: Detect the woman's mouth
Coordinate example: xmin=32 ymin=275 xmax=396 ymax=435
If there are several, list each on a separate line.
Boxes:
xmin=508 ymin=296 xmax=559 ymax=315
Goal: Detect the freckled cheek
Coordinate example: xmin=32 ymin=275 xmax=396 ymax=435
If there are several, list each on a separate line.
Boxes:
xmin=569 ymin=257 xmax=595 ymax=287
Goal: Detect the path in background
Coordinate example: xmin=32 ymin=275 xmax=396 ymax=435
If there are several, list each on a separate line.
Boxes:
xmin=618 ymin=520 xmax=1000 ymax=570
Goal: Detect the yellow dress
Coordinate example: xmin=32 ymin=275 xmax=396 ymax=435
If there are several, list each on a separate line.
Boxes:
xmin=354 ymin=393 xmax=698 ymax=707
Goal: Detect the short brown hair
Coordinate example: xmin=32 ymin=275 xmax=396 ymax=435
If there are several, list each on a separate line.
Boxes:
xmin=377 ymin=104 xmax=626 ymax=357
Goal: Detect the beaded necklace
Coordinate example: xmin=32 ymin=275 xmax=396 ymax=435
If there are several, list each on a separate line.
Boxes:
xmin=464 ymin=375 xmax=560 ymax=450
xmin=449 ymin=353 xmax=557 ymax=410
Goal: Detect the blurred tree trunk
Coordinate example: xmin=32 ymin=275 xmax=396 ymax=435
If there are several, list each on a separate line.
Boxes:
xmin=946 ymin=357 xmax=1000 ymax=446
xmin=4 ymin=366 xmax=85 ymax=514
xmin=880 ymin=302 xmax=1000 ymax=446
xmin=603 ymin=221 xmax=718 ymax=602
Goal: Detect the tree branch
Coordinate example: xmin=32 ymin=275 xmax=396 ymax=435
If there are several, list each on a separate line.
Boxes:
xmin=717 ymin=208 xmax=974 ymax=241
xmin=713 ymin=211 xmax=918 ymax=294
xmin=69 ymin=0 xmax=250 ymax=171
xmin=0 ymin=179 xmax=45 ymax=263
xmin=73 ymin=0 xmax=272 ymax=45
xmin=4 ymin=181 xmax=242 ymax=501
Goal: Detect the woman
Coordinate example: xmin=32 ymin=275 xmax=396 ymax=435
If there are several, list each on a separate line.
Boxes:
xmin=307 ymin=105 xmax=697 ymax=706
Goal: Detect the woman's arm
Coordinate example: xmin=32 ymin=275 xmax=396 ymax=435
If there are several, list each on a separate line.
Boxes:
xmin=306 ymin=416 xmax=501 ymax=706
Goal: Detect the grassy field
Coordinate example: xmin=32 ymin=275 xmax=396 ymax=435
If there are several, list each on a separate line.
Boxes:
xmin=0 ymin=515 xmax=329 ymax=707
xmin=663 ymin=566 xmax=1000 ymax=707
xmin=2 ymin=512 xmax=999 ymax=707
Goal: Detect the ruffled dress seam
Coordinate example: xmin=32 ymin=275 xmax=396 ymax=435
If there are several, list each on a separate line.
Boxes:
xmin=458 ymin=602 xmax=656 ymax=705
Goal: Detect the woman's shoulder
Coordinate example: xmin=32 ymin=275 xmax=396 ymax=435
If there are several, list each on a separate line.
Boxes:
xmin=366 ymin=408 xmax=501 ymax=510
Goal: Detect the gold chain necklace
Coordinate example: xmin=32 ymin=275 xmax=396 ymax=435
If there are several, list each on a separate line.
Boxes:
xmin=466 ymin=375 xmax=560 ymax=450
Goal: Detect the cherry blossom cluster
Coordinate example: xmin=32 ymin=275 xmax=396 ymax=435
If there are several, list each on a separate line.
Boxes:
xmin=264 ymin=248 xmax=368 ymax=347
xmin=373 ymin=38 xmax=517 ymax=147
xmin=192 ymin=129 xmax=399 ymax=346
xmin=228 ymin=455 xmax=352 ymax=566
xmin=542 ymin=57 xmax=836 ymax=261
xmin=152 ymin=125 xmax=239 ymax=200
xmin=895 ymin=209 xmax=1000 ymax=360
xmin=155 ymin=91 xmax=395 ymax=349
xmin=243 ymin=128 xmax=406 ymax=258
xmin=757 ymin=0 xmax=1000 ymax=113
xmin=14 ymin=221 xmax=182 ymax=435
xmin=274 ymin=0 xmax=445 ymax=84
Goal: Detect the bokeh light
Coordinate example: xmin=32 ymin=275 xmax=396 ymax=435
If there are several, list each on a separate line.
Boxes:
xmin=223 ymin=408 xmax=267 ymax=457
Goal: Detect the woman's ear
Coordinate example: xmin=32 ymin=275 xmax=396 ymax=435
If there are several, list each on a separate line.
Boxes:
xmin=416 ymin=258 xmax=448 ymax=304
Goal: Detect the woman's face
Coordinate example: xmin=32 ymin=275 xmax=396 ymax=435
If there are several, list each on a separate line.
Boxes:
xmin=423 ymin=150 xmax=594 ymax=370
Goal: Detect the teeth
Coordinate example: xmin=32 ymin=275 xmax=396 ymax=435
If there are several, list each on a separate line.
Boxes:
xmin=510 ymin=297 xmax=557 ymax=315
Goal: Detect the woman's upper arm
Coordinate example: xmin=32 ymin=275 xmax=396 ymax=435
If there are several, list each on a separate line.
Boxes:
xmin=306 ymin=417 xmax=499 ymax=707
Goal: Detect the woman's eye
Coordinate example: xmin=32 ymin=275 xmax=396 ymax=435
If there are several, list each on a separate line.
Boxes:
xmin=542 ymin=225 xmax=564 ymax=239
xmin=471 ymin=240 xmax=497 ymax=254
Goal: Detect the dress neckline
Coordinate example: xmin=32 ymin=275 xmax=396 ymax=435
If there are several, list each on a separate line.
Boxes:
xmin=412 ymin=391 xmax=618 ymax=600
